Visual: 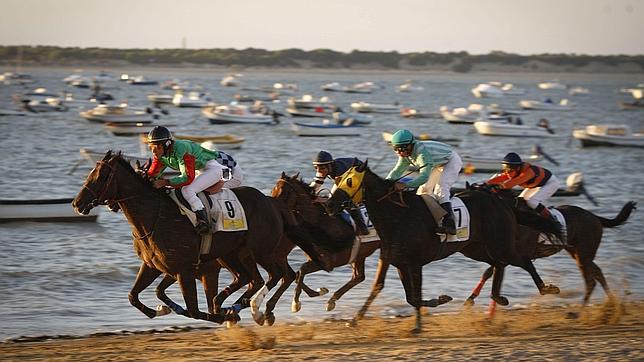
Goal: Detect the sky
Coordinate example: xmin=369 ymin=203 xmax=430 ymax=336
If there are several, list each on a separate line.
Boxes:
xmin=1 ymin=0 xmax=643 ymax=56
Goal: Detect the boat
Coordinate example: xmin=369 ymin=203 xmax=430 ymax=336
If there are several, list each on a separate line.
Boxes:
xmin=538 ymin=81 xmax=567 ymax=90
xmin=350 ymin=101 xmax=402 ymax=113
xmin=619 ymin=100 xmax=644 ymax=110
xmin=572 ymin=124 xmax=644 ymax=148
xmin=147 ymin=93 xmax=174 ymax=105
xmin=286 ymin=95 xmax=336 ymax=117
xmin=519 ymin=98 xmax=575 ymax=111
xmin=220 ymin=74 xmax=242 ymax=87
xmin=396 ymin=80 xmax=424 ymax=93
xmin=172 ymin=92 xmax=211 ymax=108
xmin=471 ymin=82 xmax=525 ymax=98
xmin=332 ymin=111 xmax=373 ymax=125
xmin=291 ymin=120 xmax=365 ymax=137
xmin=0 ymin=108 xmax=28 ymax=116
xmin=381 ymin=132 xmax=461 ymax=147
xmin=174 ymin=134 xmax=245 ymax=150
xmin=202 ymin=104 xmax=275 ymax=124
xmin=400 ymin=108 xmax=439 ymax=119
xmin=80 ymin=104 xmax=156 ymax=123
xmin=320 ymin=82 xmax=348 ymax=92
xmin=0 ymin=198 xmax=98 ymax=222
xmin=127 ymin=76 xmax=158 ymax=86
xmin=21 ymin=99 xmax=69 ymax=113
xmin=104 ymin=122 xmax=175 ymax=137
xmin=473 ymin=120 xmax=557 ymax=137
xmin=568 ymin=86 xmax=590 ymax=96
xmin=346 ymin=82 xmax=380 ymax=94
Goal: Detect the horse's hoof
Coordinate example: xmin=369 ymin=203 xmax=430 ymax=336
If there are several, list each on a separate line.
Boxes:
xmin=155 ymin=305 xmax=172 ymax=317
xmin=464 ymin=298 xmax=475 ymax=307
xmin=346 ymin=319 xmax=358 ymax=328
xmin=438 ymin=294 xmax=453 ymax=304
xmin=253 ymin=312 xmax=265 ymax=326
xmin=265 ymin=312 xmax=275 ymax=326
xmin=410 ymin=327 xmax=422 ymax=335
xmin=317 ymin=287 xmax=329 ymax=296
xmin=540 ymin=284 xmax=560 ymax=295
xmin=291 ymin=300 xmax=301 ymax=313
xmin=326 ymin=300 xmax=336 ymax=312
xmin=491 ymin=295 xmax=509 ymax=306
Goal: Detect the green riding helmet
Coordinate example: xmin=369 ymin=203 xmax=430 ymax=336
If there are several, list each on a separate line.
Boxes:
xmin=390 ymin=129 xmax=415 ymax=146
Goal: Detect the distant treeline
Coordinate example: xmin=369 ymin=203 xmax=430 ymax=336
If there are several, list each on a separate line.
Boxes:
xmin=1 ymin=46 xmax=643 ymax=72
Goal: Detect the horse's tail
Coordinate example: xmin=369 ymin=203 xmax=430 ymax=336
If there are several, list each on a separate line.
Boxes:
xmin=596 ymin=201 xmax=636 ymax=228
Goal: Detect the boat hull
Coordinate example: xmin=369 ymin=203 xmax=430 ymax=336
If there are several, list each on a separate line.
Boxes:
xmin=0 ymin=199 xmax=98 ymax=222
xmin=291 ymin=122 xmax=363 ymax=137
xmin=474 ymin=121 xmax=555 ymax=137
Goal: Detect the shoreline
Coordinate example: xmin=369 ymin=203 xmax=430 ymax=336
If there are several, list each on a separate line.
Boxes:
xmin=1 ymin=300 xmax=642 ymax=361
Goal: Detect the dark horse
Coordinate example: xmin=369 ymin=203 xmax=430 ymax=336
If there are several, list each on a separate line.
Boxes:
xmin=72 ymin=151 xmax=290 ymax=324
xmin=272 ymin=172 xmax=383 ymax=313
xmin=464 ymin=186 xmax=636 ymax=306
xmin=325 ymin=161 xmax=559 ymax=332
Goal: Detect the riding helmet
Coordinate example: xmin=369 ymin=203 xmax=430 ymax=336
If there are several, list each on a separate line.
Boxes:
xmin=502 ymin=152 xmax=523 ymax=165
xmin=390 ymin=129 xmax=414 ymax=146
xmin=147 ymin=126 xmax=173 ymax=145
xmin=312 ymin=151 xmax=333 ymax=165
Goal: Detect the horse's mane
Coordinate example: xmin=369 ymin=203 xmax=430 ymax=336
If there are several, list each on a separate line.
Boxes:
xmin=105 ymin=150 xmax=153 ymax=188
xmin=284 ymin=174 xmax=316 ymax=198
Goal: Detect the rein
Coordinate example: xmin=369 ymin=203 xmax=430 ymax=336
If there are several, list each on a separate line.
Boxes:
xmin=82 ymin=160 xmax=137 ymax=206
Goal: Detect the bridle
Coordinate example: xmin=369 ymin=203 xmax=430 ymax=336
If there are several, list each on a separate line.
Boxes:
xmin=82 ymin=158 xmax=136 ymax=207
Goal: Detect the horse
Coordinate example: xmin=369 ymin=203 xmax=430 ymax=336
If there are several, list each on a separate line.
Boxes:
xmin=271 ymin=172 xmax=384 ymax=313
xmin=324 ymin=161 xmax=559 ymax=333
xmin=72 ymin=151 xmax=290 ymax=325
xmin=463 ymin=185 xmax=636 ymax=306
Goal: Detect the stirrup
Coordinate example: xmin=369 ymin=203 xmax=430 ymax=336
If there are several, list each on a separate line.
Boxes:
xmin=195 ymin=221 xmax=210 ymax=236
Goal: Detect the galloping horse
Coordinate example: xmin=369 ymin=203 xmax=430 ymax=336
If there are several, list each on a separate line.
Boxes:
xmin=464 ymin=186 xmax=636 ymax=306
xmin=325 ymin=161 xmax=559 ymax=332
xmin=272 ymin=172 xmax=384 ymax=312
xmin=72 ymin=151 xmax=288 ymax=324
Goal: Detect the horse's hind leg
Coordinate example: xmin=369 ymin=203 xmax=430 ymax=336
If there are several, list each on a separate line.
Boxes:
xmin=264 ymin=263 xmax=297 ymax=325
xmin=327 ymin=258 xmax=366 ymax=312
xmin=349 ymin=257 xmax=389 ymax=327
xmin=397 ymin=264 xmax=423 ymax=334
xmin=155 ymin=275 xmax=189 ymax=317
xmin=129 ymin=263 xmax=163 ymax=319
xmin=490 ymin=265 xmax=509 ymax=306
xmin=214 ymin=256 xmax=251 ymax=314
xmin=177 ymin=270 xmax=231 ymax=324
xmin=199 ymin=261 xmax=222 ymax=314
xmin=292 ymin=260 xmax=325 ymax=313
xmin=519 ymin=256 xmax=560 ymax=295
xmin=465 ymin=266 xmax=494 ymax=306
xmin=569 ymin=250 xmax=610 ymax=305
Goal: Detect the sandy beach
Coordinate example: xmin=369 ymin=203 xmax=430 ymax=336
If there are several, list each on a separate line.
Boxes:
xmin=1 ymin=300 xmax=642 ymax=361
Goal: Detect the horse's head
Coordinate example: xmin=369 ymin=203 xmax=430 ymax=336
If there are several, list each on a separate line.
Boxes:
xmin=272 ymin=172 xmax=319 ymax=223
xmin=72 ymin=151 xmax=141 ymax=215
xmin=325 ymin=160 xmax=368 ymax=216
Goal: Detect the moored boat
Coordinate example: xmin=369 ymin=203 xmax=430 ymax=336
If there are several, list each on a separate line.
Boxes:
xmin=350 ymin=101 xmax=402 ymax=113
xmin=80 ymin=104 xmax=155 ymax=123
xmin=572 ymin=124 xmax=644 ymax=148
xmin=291 ymin=120 xmax=364 ymax=137
xmin=174 ymin=134 xmax=245 ymax=150
xmin=0 ymin=198 xmax=98 ymax=222
xmin=202 ymin=104 xmax=275 ymax=124
xmin=473 ymin=120 xmax=557 ymax=137
xmin=104 ymin=122 xmax=175 ymax=136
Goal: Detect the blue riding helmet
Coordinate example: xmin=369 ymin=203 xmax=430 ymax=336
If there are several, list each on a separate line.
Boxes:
xmin=502 ymin=152 xmax=523 ymax=165
xmin=390 ymin=129 xmax=414 ymax=146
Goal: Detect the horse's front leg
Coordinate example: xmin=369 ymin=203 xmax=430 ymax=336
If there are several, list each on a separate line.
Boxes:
xmin=327 ymin=258 xmax=366 ymax=312
xmin=264 ymin=264 xmax=296 ymax=326
xmin=398 ymin=264 xmax=424 ymax=334
xmin=292 ymin=260 xmax=327 ymax=313
xmin=177 ymin=269 xmax=235 ymax=324
xmin=155 ymin=275 xmax=189 ymax=317
xmin=348 ymin=257 xmax=389 ymax=327
xmin=199 ymin=260 xmax=222 ymax=315
xmin=464 ymin=266 xmax=494 ymax=306
xmin=490 ymin=265 xmax=509 ymax=306
xmin=128 ymin=263 xmax=163 ymax=319
xmin=519 ymin=256 xmax=560 ymax=296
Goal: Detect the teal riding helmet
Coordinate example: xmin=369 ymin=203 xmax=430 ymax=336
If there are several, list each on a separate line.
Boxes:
xmin=390 ymin=129 xmax=415 ymax=146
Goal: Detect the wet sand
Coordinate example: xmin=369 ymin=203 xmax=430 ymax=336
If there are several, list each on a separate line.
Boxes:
xmin=1 ymin=300 xmax=642 ymax=361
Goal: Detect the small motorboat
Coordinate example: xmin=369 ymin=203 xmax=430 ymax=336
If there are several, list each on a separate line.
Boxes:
xmin=396 ymin=80 xmax=424 ymax=93
xmin=288 ymin=95 xmax=335 ymax=109
xmin=538 ymin=81 xmax=567 ymax=90
xmin=400 ymin=108 xmax=439 ymax=119
xmin=220 ymin=74 xmax=242 ymax=87
xmin=174 ymin=134 xmax=245 ymax=150
xmin=473 ymin=120 xmax=557 ymax=137
xmin=345 ymin=82 xmax=381 ymax=94
xmin=127 ymin=76 xmax=158 ymax=86
xmin=332 ymin=111 xmax=373 ymax=125
xmin=572 ymin=124 xmax=644 ymax=148
xmin=439 ymin=104 xmax=510 ymax=124
xmin=0 ymin=198 xmax=98 ymax=222
xmin=80 ymin=104 xmax=155 ymax=123
xmin=350 ymin=101 xmax=402 ymax=113
xmin=172 ymin=92 xmax=211 ymax=108
xmin=568 ymin=86 xmax=590 ymax=96
xmin=382 ymin=131 xmax=461 ymax=147
xmin=147 ymin=93 xmax=174 ymax=105
xmin=21 ymin=99 xmax=69 ymax=113
xmin=320 ymin=82 xmax=348 ymax=92
xmin=104 ymin=122 xmax=175 ymax=137
xmin=519 ymin=98 xmax=575 ymax=111
xmin=291 ymin=120 xmax=365 ymax=137
xmin=202 ymin=104 xmax=275 ymax=124
xmin=471 ymin=83 xmax=503 ymax=98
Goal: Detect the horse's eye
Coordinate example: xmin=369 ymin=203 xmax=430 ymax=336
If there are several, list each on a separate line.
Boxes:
xmin=347 ymin=178 xmax=353 ymax=188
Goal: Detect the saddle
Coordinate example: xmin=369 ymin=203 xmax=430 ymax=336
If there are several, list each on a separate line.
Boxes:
xmin=418 ymin=195 xmax=470 ymax=242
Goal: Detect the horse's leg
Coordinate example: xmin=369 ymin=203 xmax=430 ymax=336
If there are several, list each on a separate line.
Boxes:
xmin=326 ymin=257 xmax=366 ymax=312
xmin=213 ymin=257 xmax=249 ymax=314
xmin=176 ymin=270 xmax=231 ymax=324
xmin=155 ymin=275 xmax=189 ymax=317
xmin=229 ymin=250 xmax=266 ymax=324
xmin=465 ymin=266 xmax=494 ymax=306
xmin=568 ymin=249 xmax=605 ymax=305
xmin=292 ymin=260 xmax=325 ymax=313
xmin=519 ymin=256 xmax=560 ymax=295
xmin=397 ymin=264 xmax=424 ymax=334
xmin=199 ymin=261 xmax=221 ymax=314
xmin=490 ymin=265 xmax=509 ymax=306
xmin=264 ymin=263 xmax=297 ymax=326
xmin=250 ymin=259 xmax=282 ymax=322
xmin=589 ymin=261 xmax=613 ymax=302
xmin=349 ymin=257 xmax=389 ymax=327
xmin=128 ymin=263 xmax=163 ymax=319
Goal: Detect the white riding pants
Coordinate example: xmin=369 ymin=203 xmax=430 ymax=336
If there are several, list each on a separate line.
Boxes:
xmin=181 ymin=160 xmax=225 ymax=211
xmin=223 ymin=164 xmax=244 ymax=189
xmin=416 ymin=152 xmax=463 ymax=204
xmin=519 ymin=175 xmax=560 ymax=209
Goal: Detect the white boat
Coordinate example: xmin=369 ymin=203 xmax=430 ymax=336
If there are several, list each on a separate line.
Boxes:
xmin=147 ymin=93 xmax=174 ymax=105
xmin=568 ymin=86 xmax=590 ymax=96
xmin=291 ymin=120 xmax=365 ymax=137
xmin=0 ymin=198 xmax=98 ymax=222
xmin=346 ymin=82 xmax=380 ymax=94
xmin=400 ymin=108 xmax=438 ymax=119
xmin=538 ymin=81 xmax=567 ymax=90
xmin=572 ymin=124 xmax=644 ymax=148
xmin=172 ymin=92 xmax=211 ymax=108
xmin=320 ymin=82 xmax=348 ymax=92
xmin=202 ymin=104 xmax=275 ymax=124
xmin=285 ymin=106 xmax=334 ymax=118
xmin=332 ymin=111 xmax=373 ymax=125
xmin=173 ymin=134 xmax=245 ymax=150
xmin=220 ymin=74 xmax=242 ymax=87
xmin=396 ymin=80 xmax=424 ymax=93
xmin=471 ymin=83 xmax=504 ymax=98
xmin=350 ymin=101 xmax=402 ymax=113
xmin=127 ymin=76 xmax=158 ymax=86
xmin=473 ymin=120 xmax=557 ymax=137
xmin=104 ymin=122 xmax=175 ymax=137
xmin=519 ymin=98 xmax=575 ymax=111
xmin=80 ymin=104 xmax=155 ymax=123
xmin=288 ymin=95 xmax=335 ymax=109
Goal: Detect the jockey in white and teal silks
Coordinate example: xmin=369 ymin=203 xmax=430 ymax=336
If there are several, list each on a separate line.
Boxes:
xmin=386 ymin=129 xmax=463 ymax=235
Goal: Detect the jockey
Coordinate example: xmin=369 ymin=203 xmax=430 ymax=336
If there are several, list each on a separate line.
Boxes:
xmin=309 ymin=150 xmax=369 ymax=235
xmin=146 ymin=126 xmax=243 ymax=236
xmin=485 ymin=152 xmax=561 ymax=226
xmin=386 ymin=129 xmax=463 ymax=235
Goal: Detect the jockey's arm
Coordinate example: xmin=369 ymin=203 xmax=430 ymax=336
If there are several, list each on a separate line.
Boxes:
xmin=168 ymin=154 xmax=196 ymax=188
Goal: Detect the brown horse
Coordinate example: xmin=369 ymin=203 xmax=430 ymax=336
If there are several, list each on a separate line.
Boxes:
xmin=72 ymin=151 xmax=290 ymax=324
xmin=464 ymin=186 xmax=636 ymax=306
xmin=325 ymin=161 xmax=559 ymax=332
xmin=271 ymin=172 xmax=386 ymax=313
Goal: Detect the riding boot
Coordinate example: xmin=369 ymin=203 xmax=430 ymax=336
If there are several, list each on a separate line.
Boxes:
xmin=194 ymin=209 xmax=211 ymax=236
xmin=536 ymin=204 xmax=562 ymax=234
xmin=439 ymin=202 xmax=457 ymax=235
xmin=348 ymin=207 xmax=369 ymax=235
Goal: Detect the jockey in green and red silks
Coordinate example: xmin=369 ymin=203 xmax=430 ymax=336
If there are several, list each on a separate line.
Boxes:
xmin=146 ymin=126 xmax=243 ymax=235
